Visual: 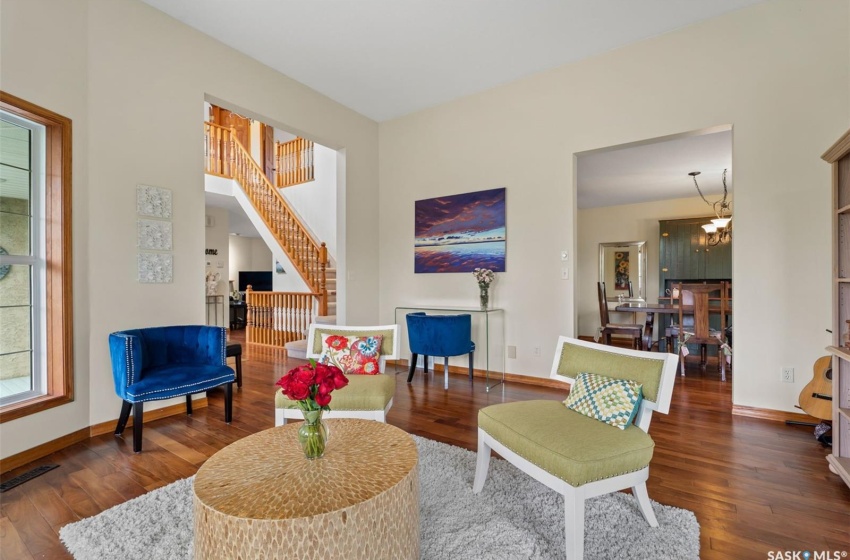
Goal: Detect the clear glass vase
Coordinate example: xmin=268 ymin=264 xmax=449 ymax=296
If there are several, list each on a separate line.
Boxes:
xmin=298 ymin=409 xmax=329 ymax=459
xmin=479 ymin=285 xmax=489 ymax=310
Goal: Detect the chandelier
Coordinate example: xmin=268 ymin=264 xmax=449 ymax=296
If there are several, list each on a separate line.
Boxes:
xmin=690 ymin=168 xmax=731 ymax=246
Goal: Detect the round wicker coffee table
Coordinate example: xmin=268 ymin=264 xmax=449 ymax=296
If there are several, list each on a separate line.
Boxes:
xmin=192 ymin=419 xmax=419 ymax=560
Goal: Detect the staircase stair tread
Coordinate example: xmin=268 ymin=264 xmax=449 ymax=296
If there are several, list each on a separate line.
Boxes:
xmin=284 ymin=339 xmax=308 ymax=359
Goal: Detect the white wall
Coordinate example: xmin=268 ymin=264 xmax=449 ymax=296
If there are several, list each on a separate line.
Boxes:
xmin=576 ymin=196 xmax=724 ymax=338
xmin=378 ymin=0 xmax=849 ymax=413
xmin=274 ymin=128 xmax=297 ymax=143
xmin=249 ymin=120 xmax=262 ymax=165
xmin=204 ymin=206 xmax=229 ymax=327
xmin=0 ymin=0 xmax=379 ymax=459
xmin=280 ymin=144 xmax=338 ymax=259
xmin=229 ymin=235 xmax=272 ymax=281
xmin=0 ymin=0 xmax=91 ymax=456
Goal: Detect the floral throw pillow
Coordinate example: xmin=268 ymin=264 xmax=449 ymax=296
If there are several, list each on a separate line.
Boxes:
xmin=318 ymin=334 xmax=383 ymax=375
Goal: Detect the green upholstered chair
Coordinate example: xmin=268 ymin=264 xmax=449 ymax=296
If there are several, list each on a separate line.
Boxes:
xmin=473 ymin=337 xmax=678 ymax=560
xmin=274 ymin=323 xmax=399 ymax=426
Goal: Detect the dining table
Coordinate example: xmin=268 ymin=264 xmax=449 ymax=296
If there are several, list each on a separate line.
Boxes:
xmin=614 ymin=301 xmax=731 ymax=352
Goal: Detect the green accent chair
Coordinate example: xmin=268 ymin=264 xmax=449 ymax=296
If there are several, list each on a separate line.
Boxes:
xmin=274 ymin=323 xmax=399 ymax=426
xmin=473 ymin=337 xmax=678 ymax=560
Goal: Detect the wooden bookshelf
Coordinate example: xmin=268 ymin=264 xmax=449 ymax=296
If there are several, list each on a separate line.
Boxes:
xmin=825 ymin=127 xmax=850 ymax=490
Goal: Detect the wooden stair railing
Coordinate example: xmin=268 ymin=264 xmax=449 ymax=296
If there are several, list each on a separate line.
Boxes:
xmin=245 ymin=287 xmax=316 ymax=347
xmin=204 ymin=122 xmax=328 ymax=317
xmin=275 ymin=138 xmax=314 ymax=187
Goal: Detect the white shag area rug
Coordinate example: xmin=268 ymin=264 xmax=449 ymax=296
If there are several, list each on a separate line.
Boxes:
xmin=60 ymin=436 xmax=699 ymax=559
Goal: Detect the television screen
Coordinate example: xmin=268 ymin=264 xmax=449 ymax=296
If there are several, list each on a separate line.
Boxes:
xmin=238 ymin=271 xmax=272 ymax=292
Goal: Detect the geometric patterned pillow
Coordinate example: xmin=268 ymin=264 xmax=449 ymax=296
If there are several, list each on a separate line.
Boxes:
xmin=318 ymin=334 xmax=383 ymax=375
xmin=563 ymin=372 xmax=643 ymax=430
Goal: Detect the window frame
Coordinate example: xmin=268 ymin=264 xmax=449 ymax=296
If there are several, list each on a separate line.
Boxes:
xmin=0 ymin=91 xmax=73 ymax=422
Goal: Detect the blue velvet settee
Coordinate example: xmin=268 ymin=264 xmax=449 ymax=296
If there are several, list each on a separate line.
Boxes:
xmin=108 ymin=325 xmax=235 ymax=452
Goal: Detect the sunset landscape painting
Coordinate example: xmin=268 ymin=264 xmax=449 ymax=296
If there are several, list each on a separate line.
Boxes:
xmin=414 ymin=188 xmax=506 ymax=273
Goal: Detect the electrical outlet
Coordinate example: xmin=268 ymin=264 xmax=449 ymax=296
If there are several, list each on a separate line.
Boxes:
xmin=781 ymin=367 xmax=794 ymax=383
xmin=507 ymin=345 xmax=517 ymax=359
xmin=561 ymin=268 xmax=569 ymax=280
xmin=533 ymin=346 xmax=542 ymax=357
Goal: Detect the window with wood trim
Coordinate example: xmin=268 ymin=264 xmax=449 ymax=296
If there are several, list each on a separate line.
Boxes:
xmin=0 ymin=91 xmax=73 ymax=422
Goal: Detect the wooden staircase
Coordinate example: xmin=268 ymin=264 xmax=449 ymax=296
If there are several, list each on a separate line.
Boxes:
xmin=204 ymin=122 xmax=335 ymax=347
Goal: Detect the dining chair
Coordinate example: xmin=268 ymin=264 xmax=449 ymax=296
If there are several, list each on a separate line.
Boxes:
xmin=597 ymin=282 xmax=643 ymax=350
xmin=665 ymin=289 xmax=695 ymax=354
xmin=675 ymin=282 xmax=730 ymax=380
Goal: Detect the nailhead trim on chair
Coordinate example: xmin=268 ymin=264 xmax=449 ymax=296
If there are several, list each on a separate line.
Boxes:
xmin=219 ymin=328 xmax=226 ymax=365
xmin=126 ymin=336 xmax=135 ymax=386
xmin=127 ymin=373 xmax=235 ymax=400
xmin=112 ymin=333 xmax=138 ymax=387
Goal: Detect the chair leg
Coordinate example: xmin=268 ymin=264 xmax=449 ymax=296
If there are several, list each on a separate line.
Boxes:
xmin=720 ymin=353 xmax=727 ymax=382
xmin=468 ymin=351 xmax=474 ymax=381
xmin=186 ymin=394 xmax=193 ymax=416
xmin=235 ymin=353 xmax=243 ymax=388
xmin=564 ymin=487 xmax=586 ymax=560
xmin=679 ymin=347 xmax=686 ymax=377
xmin=133 ymin=401 xmax=144 ymax=453
xmin=224 ymin=382 xmax=233 ymax=424
xmin=444 ymin=357 xmax=449 ymax=390
xmin=407 ymin=353 xmax=418 ymax=382
xmin=115 ymin=400 xmax=132 ymax=436
xmin=700 ymin=344 xmax=707 ymax=368
xmin=472 ymin=434 xmax=492 ymax=493
xmin=632 ymin=481 xmax=659 ymax=527
xmin=424 ymin=355 xmax=429 ymax=373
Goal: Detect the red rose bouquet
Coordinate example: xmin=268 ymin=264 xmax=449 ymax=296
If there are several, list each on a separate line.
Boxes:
xmin=276 ymin=359 xmax=348 ymax=411
xmin=276 ymin=360 xmax=348 ymax=459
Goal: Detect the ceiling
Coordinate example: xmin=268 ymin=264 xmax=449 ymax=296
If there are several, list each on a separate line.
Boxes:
xmin=576 ymin=128 xmax=732 ymax=209
xmin=140 ymin=0 xmax=762 ymax=122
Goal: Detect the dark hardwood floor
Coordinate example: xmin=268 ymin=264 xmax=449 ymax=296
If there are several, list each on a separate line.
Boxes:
xmin=2 ymin=334 xmax=848 ymax=559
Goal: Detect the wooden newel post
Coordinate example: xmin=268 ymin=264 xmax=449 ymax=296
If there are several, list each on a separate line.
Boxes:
xmin=245 ymin=285 xmax=254 ymax=345
xmin=318 ymin=243 xmax=328 ymax=316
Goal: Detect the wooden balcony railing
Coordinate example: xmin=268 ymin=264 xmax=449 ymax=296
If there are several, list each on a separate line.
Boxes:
xmin=204 ymin=122 xmax=329 ymax=319
xmin=245 ymin=288 xmax=316 ymax=347
xmin=275 ymin=137 xmax=314 ymax=188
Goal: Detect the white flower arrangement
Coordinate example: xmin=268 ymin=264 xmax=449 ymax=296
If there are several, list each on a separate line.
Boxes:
xmin=205 ymin=271 xmax=221 ymax=296
xmin=472 ymin=268 xmax=495 ymax=287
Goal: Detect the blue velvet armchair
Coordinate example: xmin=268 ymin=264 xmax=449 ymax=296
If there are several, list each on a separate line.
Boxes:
xmin=108 ymin=325 xmax=235 ymax=452
xmin=406 ymin=313 xmax=475 ymax=390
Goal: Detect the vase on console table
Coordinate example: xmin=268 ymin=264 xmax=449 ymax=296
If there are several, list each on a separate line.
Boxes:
xmin=472 ymin=268 xmax=495 ymax=311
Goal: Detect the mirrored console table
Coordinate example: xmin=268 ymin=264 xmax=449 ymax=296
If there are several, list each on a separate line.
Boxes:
xmin=394 ymin=305 xmax=505 ymax=392
xmin=206 ymin=295 xmax=225 ymax=328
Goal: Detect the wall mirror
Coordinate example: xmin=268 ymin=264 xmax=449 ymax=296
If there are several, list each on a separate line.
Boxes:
xmin=598 ymin=241 xmax=647 ymax=301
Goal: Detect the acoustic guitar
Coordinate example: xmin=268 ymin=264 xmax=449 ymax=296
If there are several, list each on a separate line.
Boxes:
xmin=798 ymin=356 xmax=833 ymax=421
